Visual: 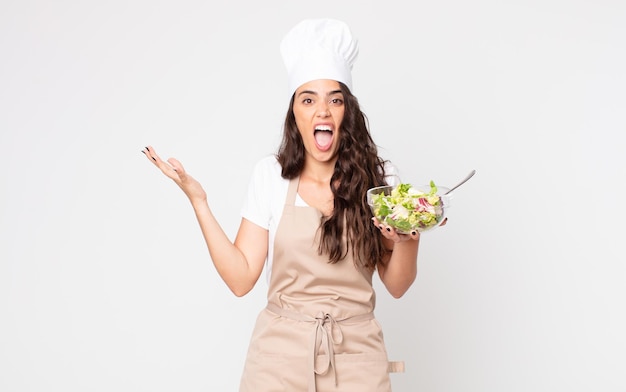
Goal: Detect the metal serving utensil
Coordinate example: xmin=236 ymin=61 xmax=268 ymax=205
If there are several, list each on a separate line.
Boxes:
xmin=444 ymin=170 xmax=476 ymax=195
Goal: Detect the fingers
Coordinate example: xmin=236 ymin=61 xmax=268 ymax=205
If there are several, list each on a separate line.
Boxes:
xmin=141 ymin=146 xmax=181 ymax=181
xmin=167 ymin=157 xmax=185 ymax=175
xmin=141 ymin=146 xmax=157 ymax=163
xmin=371 ymin=218 xmax=419 ymax=242
xmin=142 ymin=145 xmax=161 ymax=165
xmin=142 ymin=145 xmax=167 ymax=172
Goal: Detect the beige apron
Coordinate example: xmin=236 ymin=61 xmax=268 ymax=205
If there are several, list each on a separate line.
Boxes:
xmin=240 ymin=177 xmax=403 ymax=392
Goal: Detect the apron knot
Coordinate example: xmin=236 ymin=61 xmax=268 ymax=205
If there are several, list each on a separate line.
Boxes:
xmin=266 ymin=303 xmax=373 ymax=392
xmin=312 ymin=312 xmax=344 ymax=386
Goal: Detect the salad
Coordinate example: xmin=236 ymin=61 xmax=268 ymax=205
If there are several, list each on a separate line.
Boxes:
xmin=370 ymin=181 xmax=445 ymax=233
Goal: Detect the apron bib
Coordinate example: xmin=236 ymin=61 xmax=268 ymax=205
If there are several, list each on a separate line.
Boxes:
xmin=240 ymin=177 xmax=402 ymax=392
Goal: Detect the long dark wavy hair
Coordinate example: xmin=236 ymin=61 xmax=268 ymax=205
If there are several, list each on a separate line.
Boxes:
xmin=276 ymin=82 xmax=389 ymax=270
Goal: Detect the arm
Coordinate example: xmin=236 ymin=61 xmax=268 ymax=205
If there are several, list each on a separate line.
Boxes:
xmin=191 ymin=202 xmax=268 ymax=297
xmin=143 ymin=146 xmax=267 ymax=297
xmin=374 ymin=221 xmax=419 ymax=299
xmin=374 ymin=218 xmax=447 ymax=298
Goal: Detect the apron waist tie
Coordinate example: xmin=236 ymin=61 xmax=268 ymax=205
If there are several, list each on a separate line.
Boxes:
xmin=266 ymin=303 xmax=374 ymax=392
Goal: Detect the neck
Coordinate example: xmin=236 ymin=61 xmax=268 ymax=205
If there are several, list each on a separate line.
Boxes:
xmin=301 ymin=158 xmax=336 ymax=184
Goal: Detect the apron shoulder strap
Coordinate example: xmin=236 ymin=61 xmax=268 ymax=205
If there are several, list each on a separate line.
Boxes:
xmin=286 ymin=176 xmax=299 ymax=206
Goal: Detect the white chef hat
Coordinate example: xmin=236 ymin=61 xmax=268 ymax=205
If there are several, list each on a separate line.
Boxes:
xmin=280 ymin=18 xmax=359 ymax=95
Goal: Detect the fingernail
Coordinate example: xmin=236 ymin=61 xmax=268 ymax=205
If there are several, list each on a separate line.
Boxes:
xmin=141 ymin=150 xmax=146 ymax=154
xmin=152 ymin=157 xmax=156 ymax=162
xmin=145 ymin=147 xmax=150 ymax=151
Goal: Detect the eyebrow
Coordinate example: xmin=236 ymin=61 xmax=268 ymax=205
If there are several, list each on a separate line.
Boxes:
xmin=297 ymin=89 xmax=343 ymax=97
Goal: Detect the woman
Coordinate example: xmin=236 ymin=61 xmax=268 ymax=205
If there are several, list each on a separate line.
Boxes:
xmin=143 ymin=19 xmax=429 ymax=391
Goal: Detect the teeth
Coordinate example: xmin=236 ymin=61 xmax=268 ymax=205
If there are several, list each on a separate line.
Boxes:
xmin=315 ymin=125 xmax=332 ymax=131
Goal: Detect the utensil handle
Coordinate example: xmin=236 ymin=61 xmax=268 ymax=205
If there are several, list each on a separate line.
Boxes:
xmin=444 ymin=170 xmax=476 ymax=195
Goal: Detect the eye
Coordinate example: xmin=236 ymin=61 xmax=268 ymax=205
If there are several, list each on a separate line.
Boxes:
xmin=302 ymin=98 xmax=313 ymax=105
xmin=330 ymin=98 xmax=344 ymax=105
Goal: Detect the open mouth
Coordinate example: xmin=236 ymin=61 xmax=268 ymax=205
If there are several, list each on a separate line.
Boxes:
xmin=314 ymin=125 xmax=334 ymax=150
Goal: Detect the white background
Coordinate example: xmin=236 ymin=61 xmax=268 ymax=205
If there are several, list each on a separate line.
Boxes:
xmin=1 ymin=0 xmax=625 ymax=391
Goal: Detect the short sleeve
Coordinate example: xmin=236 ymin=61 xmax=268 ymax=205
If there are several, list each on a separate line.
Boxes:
xmin=383 ymin=161 xmax=401 ymax=186
xmin=240 ymin=157 xmax=274 ymax=230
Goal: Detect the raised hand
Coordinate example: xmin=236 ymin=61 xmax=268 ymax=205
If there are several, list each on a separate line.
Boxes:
xmin=142 ymin=146 xmax=207 ymax=204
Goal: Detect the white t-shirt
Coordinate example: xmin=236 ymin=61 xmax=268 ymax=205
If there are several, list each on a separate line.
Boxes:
xmin=240 ymin=155 xmax=401 ymax=282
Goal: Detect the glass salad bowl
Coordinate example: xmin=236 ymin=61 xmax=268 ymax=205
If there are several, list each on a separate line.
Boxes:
xmin=367 ymin=182 xmax=452 ymax=234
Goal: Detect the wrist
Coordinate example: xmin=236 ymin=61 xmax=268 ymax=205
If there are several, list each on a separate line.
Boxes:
xmin=189 ymin=196 xmax=209 ymax=210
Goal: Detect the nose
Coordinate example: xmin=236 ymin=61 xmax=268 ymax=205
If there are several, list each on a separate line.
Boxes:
xmin=317 ymin=102 xmax=330 ymax=118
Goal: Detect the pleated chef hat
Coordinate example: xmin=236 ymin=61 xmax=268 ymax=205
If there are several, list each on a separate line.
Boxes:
xmin=280 ymin=19 xmax=359 ymax=95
